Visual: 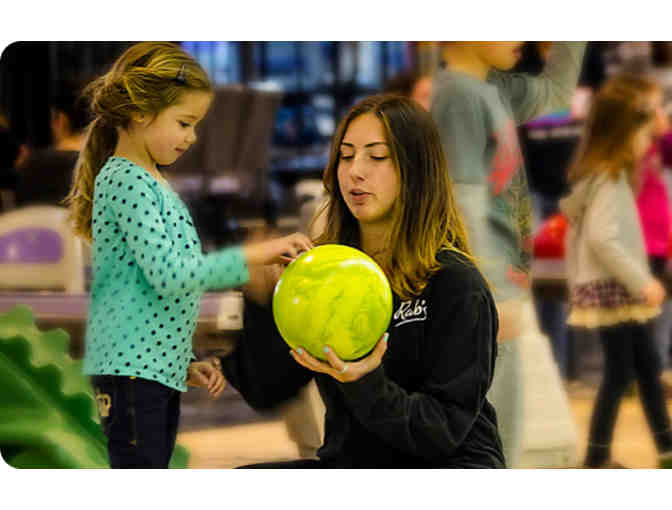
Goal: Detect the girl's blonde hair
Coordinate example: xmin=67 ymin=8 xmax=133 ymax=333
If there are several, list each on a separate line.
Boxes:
xmin=65 ymin=42 xmax=212 ymax=241
xmin=568 ymin=73 xmax=660 ymax=184
xmin=314 ymin=94 xmax=474 ymax=300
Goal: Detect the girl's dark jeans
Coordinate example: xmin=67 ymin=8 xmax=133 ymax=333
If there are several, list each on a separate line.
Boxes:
xmin=91 ymin=375 xmax=180 ymax=469
xmin=585 ymin=320 xmax=672 ymax=466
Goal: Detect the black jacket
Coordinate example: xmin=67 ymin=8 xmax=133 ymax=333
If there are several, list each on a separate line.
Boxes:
xmin=221 ymin=250 xmax=504 ymax=468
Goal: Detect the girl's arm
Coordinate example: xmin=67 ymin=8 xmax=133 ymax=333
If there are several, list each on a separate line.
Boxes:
xmin=219 ymin=297 xmax=313 ymax=410
xmin=338 ymin=286 xmax=498 ymax=460
xmin=491 ymin=42 xmax=587 ymax=124
xmin=101 ymin=166 xmax=249 ymax=297
xmin=242 ymin=263 xmax=284 ymax=307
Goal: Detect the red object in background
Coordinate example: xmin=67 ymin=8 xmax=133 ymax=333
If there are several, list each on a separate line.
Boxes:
xmin=534 ymin=213 xmax=568 ymax=259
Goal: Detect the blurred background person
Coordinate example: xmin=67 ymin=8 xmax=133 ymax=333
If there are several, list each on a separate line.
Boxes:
xmin=384 ymin=69 xmax=434 ymax=111
xmin=432 ymin=41 xmax=586 ymax=468
xmin=635 ymin=142 xmax=672 ymax=387
xmin=560 ymin=73 xmax=672 ymax=469
xmin=518 ymin=42 xmax=607 ymax=379
xmin=14 ymin=79 xmax=90 ymax=207
xmin=0 ymin=126 xmax=20 ymax=210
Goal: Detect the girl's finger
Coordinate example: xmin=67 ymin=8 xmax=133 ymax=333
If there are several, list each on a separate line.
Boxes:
xmin=214 ymin=376 xmax=227 ymax=397
xmin=210 ymin=375 xmax=226 ymax=398
xmin=192 ymin=371 xmax=209 ymax=387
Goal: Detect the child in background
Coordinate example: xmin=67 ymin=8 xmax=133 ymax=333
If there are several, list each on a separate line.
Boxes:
xmin=432 ymin=41 xmax=586 ymax=467
xmin=636 ymin=142 xmax=672 ymax=374
xmin=384 ymin=69 xmax=434 ymax=111
xmin=66 ymin=42 xmax=312 ymax=468
xmin=560 ymin=73 xmax=672 ymax=468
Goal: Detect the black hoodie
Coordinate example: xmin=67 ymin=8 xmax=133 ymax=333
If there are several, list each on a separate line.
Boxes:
xmin=221 ymin=249 xmax=504 ymax=468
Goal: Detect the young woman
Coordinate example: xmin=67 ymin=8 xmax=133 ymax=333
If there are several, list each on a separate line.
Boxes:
xmin=219 ymin=95 xmax=504 ymax=468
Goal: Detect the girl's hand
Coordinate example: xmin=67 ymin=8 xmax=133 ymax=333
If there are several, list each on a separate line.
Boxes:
xmin=290 ymin=333 xmax=389 ymax=383
xmin=642 ymin=278 xmax=666 ymax=308
xmin=243 ymin=232 xmax=313 ymax=266
xmin=186 ymin=360 xmax=227 ymax=399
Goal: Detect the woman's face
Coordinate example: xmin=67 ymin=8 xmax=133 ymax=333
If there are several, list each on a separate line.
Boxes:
xmin=337 ymin=113 xmax=400 ymax=229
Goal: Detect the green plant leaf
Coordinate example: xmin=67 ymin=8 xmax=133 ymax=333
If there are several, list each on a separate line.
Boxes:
xmin=0 ymin=305 xmax=189 ymax=469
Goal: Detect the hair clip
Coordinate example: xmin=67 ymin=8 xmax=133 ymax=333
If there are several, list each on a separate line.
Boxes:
xmin=175 ymin=64 xmax=187 ymax=85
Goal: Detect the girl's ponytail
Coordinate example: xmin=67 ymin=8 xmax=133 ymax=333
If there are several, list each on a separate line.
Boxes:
xmin=66 ymin=116 xmax=117 ymax=242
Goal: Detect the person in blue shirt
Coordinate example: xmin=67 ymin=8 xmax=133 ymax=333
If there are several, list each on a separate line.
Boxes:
xmin=66 ymin=42 xmax=312 ymax=469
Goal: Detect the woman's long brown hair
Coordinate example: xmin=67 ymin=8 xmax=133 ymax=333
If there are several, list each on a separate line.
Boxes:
xmin=313 ymin=94 xmax=475 ymax=300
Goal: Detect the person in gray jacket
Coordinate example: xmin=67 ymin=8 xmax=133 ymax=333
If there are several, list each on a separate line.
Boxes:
xmin=560 ymin=73 xmax=672 ymax=468
xmin=433 ymin=41 xmax=586 ymax=467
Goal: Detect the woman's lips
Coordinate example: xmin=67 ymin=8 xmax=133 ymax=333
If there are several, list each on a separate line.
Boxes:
xmin=350 ymin=190 xmax=371 ymax=205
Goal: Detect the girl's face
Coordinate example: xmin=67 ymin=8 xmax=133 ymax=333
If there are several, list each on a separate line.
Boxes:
xmin=649 ymin=89 xmax=669 ymax=139
xmin=633 ymin=122 xmax=654 ymax=162
xmin=633 ymin=90 xmax=666 ymax=161
xmin=337 ymin=113 xmax=400 ymax=228
xmin=135 ymin=90 xmax=212 ymax=167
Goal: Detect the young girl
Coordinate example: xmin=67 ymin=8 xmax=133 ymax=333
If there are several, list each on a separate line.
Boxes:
xmin=560 ymin=73 xmax=672 ymax=468
xmin=66 ymin=42 xmax=312 ymax=468
xmin=218 ymin=95 xmax=504 ymax=468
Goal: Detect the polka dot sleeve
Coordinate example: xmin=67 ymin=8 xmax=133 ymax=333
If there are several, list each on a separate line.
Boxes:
xmin=98 ymin=163 xmax=250 ymax=297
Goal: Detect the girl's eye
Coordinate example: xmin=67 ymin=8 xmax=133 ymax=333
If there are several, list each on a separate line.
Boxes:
xmin=371 ymin=155 xmax=388 ymax=161
xmin=339 ymin=153 xmax=353 ymax=160
xmin=179 ymin=121 xmax=190 ymax=128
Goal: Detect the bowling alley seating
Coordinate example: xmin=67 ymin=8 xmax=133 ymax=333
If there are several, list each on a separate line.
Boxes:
xmin=0 ymin=206 xmax=244 ymax=358
xmin=0 ymin=205 xmax=85 ymax=293
xmin=166 ymin=85 xmax=284 ymax=247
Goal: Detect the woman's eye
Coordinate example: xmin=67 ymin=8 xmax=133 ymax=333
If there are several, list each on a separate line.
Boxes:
xmin=339 ymin=154 xmax=353 ymax=160
xmin=371 ymin=155 xmax=388 ymax=160
xmin=179 ymin=121 xmax=190 ymax=128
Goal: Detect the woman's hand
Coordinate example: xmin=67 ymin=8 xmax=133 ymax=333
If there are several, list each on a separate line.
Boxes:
xmin=186 ymin=360 xmax=227 ymax=399
xmin=243 ymin=232 xmax=313 ymax=266
xmin=290 ymin=333 xmax=389 ymax=383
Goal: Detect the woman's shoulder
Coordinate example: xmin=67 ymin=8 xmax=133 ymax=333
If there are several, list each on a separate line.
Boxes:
xmin=432 ymin=249 xmax=490 ymax=298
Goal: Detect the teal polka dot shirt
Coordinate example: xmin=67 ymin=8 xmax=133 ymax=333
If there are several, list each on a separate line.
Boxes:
xmin=83 ymin=157 xmax=249 ymax=391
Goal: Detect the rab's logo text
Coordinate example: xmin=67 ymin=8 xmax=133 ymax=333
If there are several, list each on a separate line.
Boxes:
xmin=393 ymin=299 xmax=428 ymax=327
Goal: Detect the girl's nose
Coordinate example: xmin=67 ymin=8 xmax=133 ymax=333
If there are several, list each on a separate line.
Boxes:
xmin=186 ymin=128 xmax=197 ymax=144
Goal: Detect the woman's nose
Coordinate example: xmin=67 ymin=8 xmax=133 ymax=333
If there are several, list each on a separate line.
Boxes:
xmin=349 ymin=155 xmax=367 ymax=180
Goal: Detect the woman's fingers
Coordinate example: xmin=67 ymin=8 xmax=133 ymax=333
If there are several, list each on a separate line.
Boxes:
xmin=291 ymin=348 xmax=330 ymax=374
xmin=323 ymin=346 xmax=347 ymax=375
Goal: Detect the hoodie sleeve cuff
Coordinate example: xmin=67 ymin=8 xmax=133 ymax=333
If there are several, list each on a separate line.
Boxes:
xmin=338 ymin=366 xmax=386 ymax=407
